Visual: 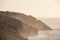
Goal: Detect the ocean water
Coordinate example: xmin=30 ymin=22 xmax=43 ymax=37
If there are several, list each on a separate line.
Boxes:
xmin=28 ymin=30 xmax=60 ymax=40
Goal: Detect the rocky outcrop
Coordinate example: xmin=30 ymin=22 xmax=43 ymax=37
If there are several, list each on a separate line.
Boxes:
xmin=0 ymin=11 xmax=52 ymax=40
xmin=0 ymin=13 xmax=28 ymax=40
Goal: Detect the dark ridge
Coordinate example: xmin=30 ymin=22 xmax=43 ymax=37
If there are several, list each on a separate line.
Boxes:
xmin=0 ymin=11 xmax=52 ymax=39
xmin=0 ymin=12 xmax=28 ymax=40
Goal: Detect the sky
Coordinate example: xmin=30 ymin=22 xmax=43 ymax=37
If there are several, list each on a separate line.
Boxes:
xmin=0 ymin=0 xmax=60 ymax=29
xmin=0 ymin=0 xmax=60 ymax=18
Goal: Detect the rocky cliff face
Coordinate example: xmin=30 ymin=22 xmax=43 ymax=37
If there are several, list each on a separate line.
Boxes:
xmin=0 ymin=12 xmax=28 ymax=40
xmin=0 ymin=11 xmax=52 ymax=40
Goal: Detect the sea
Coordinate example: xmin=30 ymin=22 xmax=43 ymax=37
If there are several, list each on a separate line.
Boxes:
xmin=28 ymin=30 xmax=60 ymax=40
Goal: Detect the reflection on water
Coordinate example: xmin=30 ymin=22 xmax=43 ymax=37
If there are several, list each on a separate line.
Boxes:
xmin=28 ymin=30 xmax=60 ymax=40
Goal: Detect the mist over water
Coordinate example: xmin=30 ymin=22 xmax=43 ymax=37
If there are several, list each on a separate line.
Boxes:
xmin=28 ymin=30 xmax=60 ymax=40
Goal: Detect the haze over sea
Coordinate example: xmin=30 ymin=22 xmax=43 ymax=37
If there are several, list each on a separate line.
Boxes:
xmin=28 ymin=30 xmax=60 ymax=40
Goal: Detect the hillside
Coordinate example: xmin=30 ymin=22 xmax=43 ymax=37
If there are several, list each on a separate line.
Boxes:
xmin=0 ymin=11 xmax=52 ymax=40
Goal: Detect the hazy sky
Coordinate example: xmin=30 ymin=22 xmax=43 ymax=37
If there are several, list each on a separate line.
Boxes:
xmin=0 ymin=0 xmax=60 ymax=18
xmin=0 ymin=0 xmax=60 ymax=29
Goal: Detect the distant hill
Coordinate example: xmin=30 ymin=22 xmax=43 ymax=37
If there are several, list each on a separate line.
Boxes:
xmin=0 ymin=11 xmax=52 ymax=40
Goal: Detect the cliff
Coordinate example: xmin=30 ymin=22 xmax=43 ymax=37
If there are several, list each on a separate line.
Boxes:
xmin=0 ymin=11 xmax=52 ymax=40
